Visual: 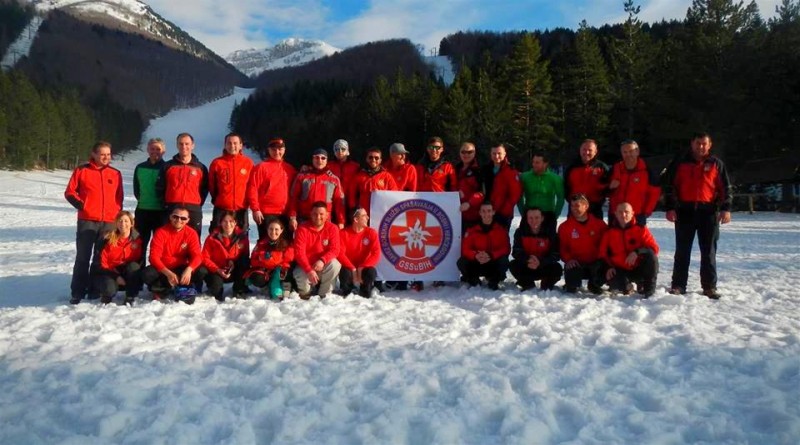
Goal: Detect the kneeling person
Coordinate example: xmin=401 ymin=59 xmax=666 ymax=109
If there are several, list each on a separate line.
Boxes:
xmin=558 ymin=193 xmax=608 ymax=294
xmin=293 ymin=202 xmax=341 ymax=298
xmin=245 ymin=218 xmax=294 ymax=299
xmin=90 ymin=211 xmax=143 ymax=305
xmin=458 ymin=202 xmax=510 ymax=290
xmin=202 ymin=211 xmax=250 ymax=302
xmin=510 ymin=207 xmax=563 ymax=291
xmin=338 ymin=208 xmax=380 ymax=298
xmin=600 ymin=202 xmax=659 ymax=297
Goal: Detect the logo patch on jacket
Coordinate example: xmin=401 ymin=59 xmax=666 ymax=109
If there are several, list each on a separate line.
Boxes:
xmin=322 ymin=239 xmax=329 ymax=246
xmin=181 ymin=243 xmax=188 ymax=250
xmin=362 ymin=238 xmax=370 ymax=245
xmin=191 ymin=170 xmax=197 ymax=176
xmin=633 ymin=177 xmax=640 ymax=183
xmin=240 ymin=168 xmax=247 ymax=175
xmin=571 ymin=229 xmax=579 ymax=239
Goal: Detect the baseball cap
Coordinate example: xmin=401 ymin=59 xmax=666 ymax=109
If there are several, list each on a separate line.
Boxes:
xmin=389 ymin=143 xmax=409 ymax=155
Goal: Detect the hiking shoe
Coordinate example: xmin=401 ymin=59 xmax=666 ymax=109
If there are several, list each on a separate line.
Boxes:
xmin=432 ymin=281 xmax=445 ymax=288
xmin=69 ymin=295 xmax=82 ymax=305
xmin=100 ymin=296 xmax=113 ymax=305
xmin=410 ymin=282 xmax=423 ymax=292
xmin=703 ymin=288 xmax=721 ymax=300
xmin=124 ymin=295 xmax=135 ymax=306
xmin=487 ymin=281 xmax=500 ymax=291
xmin=588 ymin=285 xmax=603 ymax=295
xmin=668 ymin=286 xmax=686 ymax=295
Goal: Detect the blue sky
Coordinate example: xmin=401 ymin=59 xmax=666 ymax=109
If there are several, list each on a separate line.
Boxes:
xmin=146 ymin=0 xmax=781 ymax=56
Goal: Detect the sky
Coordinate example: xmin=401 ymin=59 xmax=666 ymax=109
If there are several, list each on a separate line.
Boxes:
xmin=144 ymin=0 xmax=782 ymax=56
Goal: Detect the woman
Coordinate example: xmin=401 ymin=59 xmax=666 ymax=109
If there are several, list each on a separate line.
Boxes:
xmin=338 ymin=208 xmax=380 ymax=298
xmin=245 ymin=218 xmax=294 ymax=299
xmin=90 ymin=210 xmax=142 ymax=305
xmin=202 ymin=211 xmax=250 ymax=302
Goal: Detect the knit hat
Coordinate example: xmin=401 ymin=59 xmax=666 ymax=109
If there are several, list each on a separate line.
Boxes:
xmin=332 ymin=139 xmax=349 ymax=151
xmin=389 ymin=143 xmax=409 ymax=155
xmin=312 ymin=148 xmax=328 ymax=157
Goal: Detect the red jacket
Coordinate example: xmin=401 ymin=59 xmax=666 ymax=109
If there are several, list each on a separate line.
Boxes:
xmin=664 ymin=152 xmax=732 ymax=211
xmin=416 ymin=159 xmax=457 ymax=192
xmin=608 ymin=158 xmax=660 ymax=217
xmin=512 ymin=224 xmax=560 ymax=265
xmin=293 ymin=221 xmax=341 ymax=273
xmin=456 ymin=160 xmax=484 ymax=224
xmin=338 ymin=226 xmax=380 ymax=269
xmin=385 ymin=161 xmax=418 ymax=192
xmin=201 ymin=228 xmax=249 ymax=273
xmin=599 ymin=222 xmax=659 ymax=270
xmin=328 ymin=158 xmax=361 ymax=194
xmin=248 ymin=239 xmax=294 ymax=271
xmin=564 ymin=158 xmax=610 ymax=205
xmin=557 ymin=215 xmax=607 ymax=264
xmin=288 ymin=168 xmax=345 ymax=224
xmin=208 ymin=151 xmax=254 ymax=211
xmin=158 ymin=154 xmax=209 ymax=207
xmin=483 ymin=161 xmax=522 ymax=219
xmin=462 ymin=222 xmax=511 ymax=261
xmin=64 ymin=159 xmax=123 ymax=222
xmin=148 ymin=224 xmax=202 ymax=271
xmin=247 ymin=158 xmax=297 ymax=215
xmin=348 ymin=167 xmax=398 ymax=214
xmin=97 ymin=231 xmax=143 ymax=273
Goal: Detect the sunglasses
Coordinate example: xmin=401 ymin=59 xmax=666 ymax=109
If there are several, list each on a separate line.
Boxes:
xmin=367 ymin=156 xmax=381 ymax=160
xmin=427 ymin=145 xmax=444 ymax=150
xmin=170 ymin=215 xmax=189 ymax=221
xmin=460 ymin=150 xmax=475 ymax=154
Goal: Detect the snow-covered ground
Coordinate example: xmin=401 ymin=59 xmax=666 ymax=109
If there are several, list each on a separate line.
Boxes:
xmin=0 ymin=15 xmax=43 ymax=71
xmin=1 ymin=88 xmax=799 ymax=444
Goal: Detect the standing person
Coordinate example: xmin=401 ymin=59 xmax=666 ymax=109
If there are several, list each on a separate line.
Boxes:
xmin=338 ymin=208 xmax=381 ymax=298
xmin=564 ymin=139 xmax=610 ymax=220
xmin=608 ymin=139 xmax=660 ymax=226
xmin=384 ymin=142 xmax=417 ymax=192
xmin=415 ymin=136 xmax=457 ymax=193
xmin=454 ymin=142 xmax=484 ymax=229
xmin=245 ymin=218 xmax=294 ymax=300
xmin=133 ymin=137 xmax=167 ymax=265
xmin=600 ymin=202 xmax=659 ymax=298
xmin=288 ymin=148 xmax=345 ymax=230
xmin=247 ymin=138 xmax=297 ymax=240
xmin=518 ymin=151 xmax=564 ymax=234
xmin=348 ymin=147 xmax=398 ymax=216
xmin=142 ymin=207 xmax=207 ymax=304
xmin=202 ymin=211 xmax=250 ymax=302
xmin=90 ymin=211 xmax=142 ymax=305
xmin=292 ymin=202 xmax=341 ymax=299
xmin=481 ymin=143 xmax=522 ymax=229
xmin=157 ymin=133 xmax=209 ymax=235
xmin=664 ymin=132 xmax=732 ymax=299
xmin=208 ymin=132 xmax=253 ymax=232
xmin=458 ymin=202 xmax=510 ymax=290
xmin=509 ymin=207 xmax=563 ymax=291
xmin=558 ymin=193 xmax=608 ymax=294
xmin=65 ymin=141 xmax=123 ymax=304
xmin=328 ymin=139 xmax=361 ymax=198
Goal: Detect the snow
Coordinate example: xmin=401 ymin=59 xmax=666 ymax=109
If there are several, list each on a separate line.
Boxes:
xmin=226 ymin=39 xmax=341 ymax=78
xmin=427 ymin=55 xmax=455 ymax=86
xmin=1 ymin=16 xmax=43 ymax=71
xmin=1 ymin=88 xmax=799 ymax=444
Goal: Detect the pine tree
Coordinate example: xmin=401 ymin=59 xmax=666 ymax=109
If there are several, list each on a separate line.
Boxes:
xmin=441 ymin=65 xmax=474 ymax=145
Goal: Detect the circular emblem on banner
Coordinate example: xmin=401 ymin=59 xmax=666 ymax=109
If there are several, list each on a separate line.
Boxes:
xmin=378 ymin=199 xmax=453 ymax=274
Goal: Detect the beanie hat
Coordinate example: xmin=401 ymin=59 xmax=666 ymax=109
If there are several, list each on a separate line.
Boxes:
xmin=333 ymin=139 xmax=349 ymax=151
xmin=313 ymin=148 xmax=328 ymax=157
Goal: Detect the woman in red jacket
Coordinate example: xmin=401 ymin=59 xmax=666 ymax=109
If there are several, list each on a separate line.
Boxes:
xmin=90 ymin=211 xmax=142 ymax=305
xmin=245 ymin=218 xmax=294 ymax=299
xmin=202 ymin=211 xmax=250 ymax=302
xmin=338 ymin=208 xmax=381 ymax=298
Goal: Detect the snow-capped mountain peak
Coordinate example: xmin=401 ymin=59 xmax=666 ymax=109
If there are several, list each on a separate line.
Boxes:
xmin=226 ymin=38 xmax=340 ymax=78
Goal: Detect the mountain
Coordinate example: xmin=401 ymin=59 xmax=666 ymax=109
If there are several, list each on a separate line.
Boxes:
xmin=226 ymin=38 xmax=340 ymax=77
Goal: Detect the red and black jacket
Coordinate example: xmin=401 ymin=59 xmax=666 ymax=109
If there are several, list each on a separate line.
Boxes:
xmin=608 ymin=158 xmax=661 ymax=217
xmin=246 ymin=238 xmax=294 ymax=277
xmin=201 ymin=227 xmax=249 ymax=273
xmin=289 ymin=168 xmax=346 ymax=224
xmin=663 ymin=151 xmax=732 ymax=212
xmin=557 ymin=215 xmax=607 ymax=264
xmin=455 ymin=159 xmax=484 ymax=224
xmin=293 ymin=221 xmax=341 ymax=273
xmin=481 ymin=161 xmax=522 ymax=219
xmin=512 ymin=223 xmax=560 ymax=265
xmin=462 ymin=221 xmax=511 ymax=261
xmin=64 ymin=159 xmax=123 ymax=222
xmin=416 ymin=158 xmax=457 ymax=192
xmin=157 ymin=154 xmax=209 ymax=207
xmin=347 ymin=167 xmax=398 ymax=214
xmin=93 ymin=230 xmax=143 ymax=276
xmin=599 ymin=221 xmax=659 ymax=270
xmin=564 ymin=157 xmax=610 ymax=205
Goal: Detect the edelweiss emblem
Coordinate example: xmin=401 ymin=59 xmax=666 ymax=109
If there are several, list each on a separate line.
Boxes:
xmin=399 ymin=219 xmax=432 ymax=251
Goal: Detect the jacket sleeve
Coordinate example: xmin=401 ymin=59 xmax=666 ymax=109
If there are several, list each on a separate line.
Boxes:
xmin=511 ymin=228 xmax=526 ymax=261
xmin=202 ymin=238 xmax=219 ymax=273
xmin=188 ymin=231 xmax=203 ymax=270
xmin=661 ymin=151 xmax=685 ymax=211
xmin=406 ymin=165 xmax=418 ymax=191
xmin=715 ymin=158 xmax=733 ymax=212
xmin=199 ymin=164 xmax=210 ymax=206
xmin=247 ymin=167 xmax=260 ymax=212
xmin=598 ymin=231 xmax=612 ymax=266
xmin=332 ymin=178 xmax=346 ymax=225
xmin=64 ymin=167 xmax=84 ymax=210
xmin=282 ymin=247 xmax=295 ymax=270
xmin=562 ymin=164 xmax=574 ymax=204
xmin=287 ymin=174 xmax=301 ymax=218
xmin=115 ymin=169 xmax=124 ymax=212
xmin=133 ymin=165 xmax=141 ymax=200
xmin=155 ymin=164 xmax=167 ymax=207
xmin=558 ymin=223 xmax=573 ymax=263
xmin=553 ymin=173 xmax=565 ymax=217
xmin=363 ymin=229 xmax=381 ymax=268
xmin=639 ymin=227 xmax=659 ymax=256
xmin=491 ymin=229 xmax=511 ymax=260
xmin=320 ymin=225 xmax=341 ymax=265
xmin=643 ymin=164 xmax=662 ymax=216
xmin=149 ymin=230 xmax=167 ymax=271
xmin=461 ymin=229 xmax=477 ymax=261
xmin=337 ymin=230 xmax=356 ymax=270
xmin=504 ymin=170 xmax=522 ymax=217
xmin=541 ymin=233 xmax=560 ymax=266
xmin=293 ymin=229 xmax=312 ymax=273
xmin=207 ymin=161 xmax=218 ymax=205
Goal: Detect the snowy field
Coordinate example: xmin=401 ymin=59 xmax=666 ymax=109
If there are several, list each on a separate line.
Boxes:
xmin=1 ymin=88 xmax=799 ymax=444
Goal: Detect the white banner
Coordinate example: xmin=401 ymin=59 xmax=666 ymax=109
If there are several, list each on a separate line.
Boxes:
xmin=370 ymin=191 xmax=461 ymax=281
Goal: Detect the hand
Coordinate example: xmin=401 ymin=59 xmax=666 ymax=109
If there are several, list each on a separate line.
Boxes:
xmin=475 ymin=251 xmax=490 ymax=264
xmin=338 ymin=223 xmax=344 ymax=229
xmin=609 ymin=179 xmax=620 ymax=189
xmin=565 ymin=260 xmax=580 ymax=269
xmin=163 ymin=269 xmax=179 ymax=287
xmin=719 ymin=211 xmax=731 ymax=224
xmin=116 ymin=276 xmax=126 ymax=286
xmin=313 ymin=260 xmax=325 ymax=272
xmin=308 ymin=270 xmax=320 ymax=285
xmin=527 ymin=256 xmax=540 ymax=270
xmin=290 ymin=217 xmax=298 ymax=231
xmin=217 ymin=269 xmax=231 ymax=279
xmin=606 ymin=267 xmax=616 ymax=281
xmin=666 ymin=210 xmax=677 ymax=222
xmin=625 ymin=252 xmax=638 ymax=267
xmin=354 ymin=267 xmax=362 ymax=285
xmin=253 ymin=211 xmax=264 ymax=225
xmin=180 ymin=267 xmax=193 ymax=285
xmin=459 ymin=202 xmax=470 ymax=212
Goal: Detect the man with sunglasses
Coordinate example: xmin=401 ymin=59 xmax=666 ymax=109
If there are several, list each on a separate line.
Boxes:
xmin=288 ymin=148 xmax=346 ymax=230
xmin=415 ymin=136 xmax=457 ymax=193
xmin=247 ymin=138 xmax=297 ymax=240
xmin=348 ymin=147 xmax=398 ymax=216
xmin=142 ymin=207 xmax=207 ymax=303
xmin=607 ymin=140 xmax=660 ymax=226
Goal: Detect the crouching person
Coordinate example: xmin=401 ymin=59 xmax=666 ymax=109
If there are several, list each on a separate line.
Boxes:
xmin=510 ymin=207 xmax=563 ymax=291
xmin=293 ymin=202 xmax=341 ymax=299
xmin=338 ymin=208 xmax=380 ymax=298
xmin=600 ymin=202 xmax=659 ymax=297
xmin=202 ymin=211 xmax=250 ymax=302
xmin=142 ymin=207 xmax=207 ymax=304
xmin=558 ymin=193 xmax=608 ymax=294
xmin=245 ymin=218 xmax=294 ymax=299
xmin=90 ymin=211 xmax=143 ymax=305
xmin=457 ymin=202 xmax=510 ymax=290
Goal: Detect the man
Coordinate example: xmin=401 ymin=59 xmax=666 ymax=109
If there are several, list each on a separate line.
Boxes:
xmin=663 ymin=132 xmax=732 ymax=299
xmin=133 ymin=137 xmax=166 ymax=265
xmin=247 ymin=138 xmax=297 ymax=240
xmin=608 ymin=139 xmax=660 ymax=226
xmin=384 ymin=142 xmax=417 ymax=192
xmin=600 ymin=202 xmax=659 ymax=298
xmin=455 ymin=142 xmax=484 ymax=229
xmin=557 ymin=193 xmax=608 ymax=294
xmin=338 ymin=208 xmax=381 ymax=298
xmin=65 ymin=141 xmax=124 ymax=304
xmin=208 ymin=132 xmax=253 ymax=232
xmin=348 ymin=147 xmax=398 ymax=216
xmin=458 ymin=202 xmax=510 ymax=290
xmin=518 ymin=151 xmax=564 ymax=234
xmin=510 ymin=207 xmax=563 ymax=291
xmin=328 ymin=138 xmax=361 ymax=221
xmin=293 ymin=202 xmax=342 ymax=298
xmin=416 ymin=136 xmax=457 ymax=192
xmin=141 ymin=207 xmax=207 ymax=304
xmin=564 ymin=139 xmax=610 ymax=220
xmin=157 ymin=133 xmax=209 ymax=235
xmin=481 ymin=143 xmax=522 ymax=229
xmin=288 ymin=148 xmax=346 ymax=230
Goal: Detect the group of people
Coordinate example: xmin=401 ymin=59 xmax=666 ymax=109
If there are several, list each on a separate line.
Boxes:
xmin=64 ymin=131 xmax=731 ymax=305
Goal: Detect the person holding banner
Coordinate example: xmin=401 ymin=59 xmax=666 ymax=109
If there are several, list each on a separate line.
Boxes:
xmin=348 ymin=147 xmax=398 ymax=216
xmin=510 ymin=207 xmax=563 ymax=291
xmin=338 ymin=208 xmax=380 ymax=298
xmin=293 ymin=202 xmax=342 ymax=299
xmin=457 ymin=202 xmax=511 ymax=290
xmin=385 ymin=143 xmax=417 ymax=192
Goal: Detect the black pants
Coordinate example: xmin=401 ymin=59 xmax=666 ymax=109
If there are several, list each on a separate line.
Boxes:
xmin=563 ymin=260 xmax=606 ymax=293
xmin=204 ymin=262 xmax=249 ymax=301
xmin=671 ymin=206 xmax=719 ymax=291
xmin=509 ymin=258 xmax=563 ymax=290
xmin=339 ymin=267 xmax=378 ymax=297
xmin=91 ymin=262 xmax=142 ymax=299
xmin=71 ymin=219 xmax=115 ymax=299
xmin=457 ymin=257 xmax=509 ymax=286
xmin=142 ymin=265 xmax=208 ymax=294
xmin=210 ymin=207 xmax=249 ymax=234
xmin=134 ymin=208 xmax=164 ymax=266
xmin=165 ymin=204 xmax=203 ymax=236
xmin=609 ymin=249 xmax=659 ymax=296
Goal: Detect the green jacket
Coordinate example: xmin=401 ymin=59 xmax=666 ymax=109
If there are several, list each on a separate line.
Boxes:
xmin=134 ymin=159 xmax=165 ymax=210
xmin=518 ymin=169 xmax=564 ymax=215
